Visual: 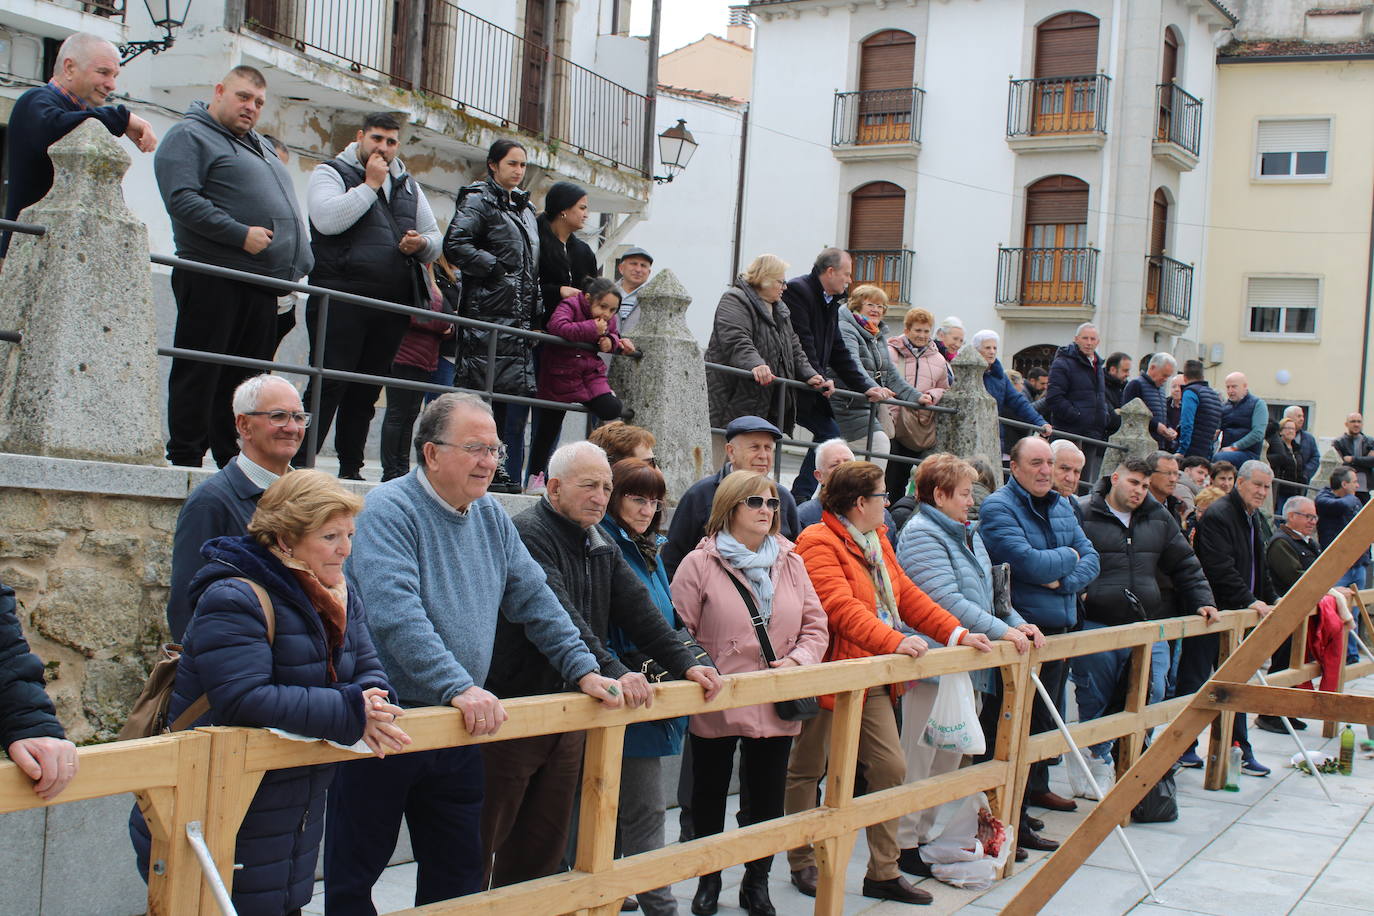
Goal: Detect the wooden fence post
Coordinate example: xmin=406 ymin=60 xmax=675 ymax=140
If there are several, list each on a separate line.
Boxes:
xmin=573 ymin=724 xmax=627 ymax=916
xmin=813 ymin=688 xmax=865 ymax=916
xmin=1202 ymin=626 xmax=1240 ymax=791
xmin=1114 ymin=642 xmax=1153 ymax=826
xmin=137 ymin=731 xmax=212 ymax=915
xmin=198 ymin=727 xmax=266 ymax=913
xmin=989 ymin=655 xmax=1032 ymax=877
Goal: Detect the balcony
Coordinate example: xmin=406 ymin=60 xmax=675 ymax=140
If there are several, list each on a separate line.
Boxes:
xmin=1006 ymin=74 xmax=1110 ymax=153
xmin=1153 ymin=83 xmax=1202 ymax=171
xmin=831 ymin=88 xmax=924 ymax=162
xmin=241 ymin=1 xmax=649 ymax=176
xmin=850 ymin=249 xmax=915 ymax=305
xmin=995 ymin=246 xmax=1099 ymax=319
xmin=1143 ymin=254 xmax=1193 ymax=334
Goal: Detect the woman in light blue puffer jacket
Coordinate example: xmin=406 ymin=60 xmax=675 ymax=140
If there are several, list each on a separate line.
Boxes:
xmin=892 ymin=454 xmax=1044 ymax=868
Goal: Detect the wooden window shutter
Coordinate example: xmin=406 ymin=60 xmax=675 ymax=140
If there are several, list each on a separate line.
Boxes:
xmin=1247 ymin=277 xmax=1319 ymax=310
xmin=1161 ymin=28 xmax=1179 ymax=84
xmin=859 ymin=30 xmax=916 ymax=91
xmin=1024 ymin=175 xmax=1089 ymax=225
xmin=1034 ymin=13 xmax=1099 ymax=78
xmin=1151 ymin=190 xmax=1169 ymax=256
xmin=849 ymin=182 xmax=906 ymax=249
xmin=1257 ymin=119 xmax=1330 ymax=153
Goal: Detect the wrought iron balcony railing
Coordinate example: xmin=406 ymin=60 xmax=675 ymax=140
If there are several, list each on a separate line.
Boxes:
xmin=849 ymin=249 xmax=915 ymax=304
xmin=1155 ymin=82 xmax=1203 ymax=158
xmin=832 ymin=87 xmax=924 ymax=146
xmin=1007 ymin=74 xmax=1110 ymax=137
xmin=996 ymin=246 xmax=1099 ymax=307
xmin=1144 ymin=254 xmax=1193 ymax=321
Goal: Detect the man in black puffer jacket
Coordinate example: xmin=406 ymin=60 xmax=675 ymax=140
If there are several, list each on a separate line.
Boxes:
xmin=1046 ymin=323 xmax=1108 ymax=477
xmin=1 ymin=583 xmax=78 ymax=801
xmin=1069 ymin=459 xmax=1215 ymax=795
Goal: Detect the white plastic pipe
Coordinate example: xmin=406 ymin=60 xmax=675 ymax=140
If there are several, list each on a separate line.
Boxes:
xmin=1252 ymin=670 xmax=1337 ymax=805
xmin=185 ymin=820 xmax=237 ymax=916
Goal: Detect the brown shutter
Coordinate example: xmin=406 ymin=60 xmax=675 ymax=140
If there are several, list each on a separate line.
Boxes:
xmin=859 ymin=30 xmax=916 ymax=91
xmin=1151 ymin=189 xmax=1169 ymax=256
xmin=848 ymin=182 xmax=905 ymax=249
xmin=1025 ymin=175 xmax=1089 ymax=224
xmin=1161 ymin=28 xmax=1179 ymax=84
xmin=1034 ymin=13 xmax=1099 ymax=78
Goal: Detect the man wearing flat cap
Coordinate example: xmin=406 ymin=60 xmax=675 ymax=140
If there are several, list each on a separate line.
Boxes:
xmin=615 ymin=246 xmax=654 ymax=330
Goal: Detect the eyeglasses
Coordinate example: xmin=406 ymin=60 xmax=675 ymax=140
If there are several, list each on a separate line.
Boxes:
xmin=242 ymin=410 xmax=311 ymax=428
xmin=624 ymin=495 xmax=663 ymax=512
xmin=433 ymin=440 xmax=508 ymax=462
xmin=740 ymin=496 xmax=781 ymax=511
xmin=865 ymin=492 xmax=891 ymax=505
xmin=1288 ymin=511 xmax=1317 ymax=521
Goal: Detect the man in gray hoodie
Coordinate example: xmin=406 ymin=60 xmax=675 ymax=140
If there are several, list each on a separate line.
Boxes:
xmin=155 ymin=65 xmax=312 ymax=469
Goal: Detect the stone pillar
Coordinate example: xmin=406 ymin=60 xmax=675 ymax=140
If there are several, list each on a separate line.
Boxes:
xmin=1101 ymin=398 xmax=1155 ymax=478
xmin=608 ymin=269 xmax=711 ymax=500
xmin=0 ymin=120 xmax=162 ymax=464
xmin=934 ymin=346 xmax=999 ymax=467
xmin=1310 ymin=446 xmax=1342 ymax=493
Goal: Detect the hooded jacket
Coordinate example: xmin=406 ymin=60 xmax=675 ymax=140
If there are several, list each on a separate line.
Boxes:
xmin=1045 ymin=343 xmax=1107 ymax=439
xmin=443 ymin=177 xmax=540 ymax=396
xmin=154 ymin=101 xmax=312 ymax=280
xmin=538 ymin=291 xmax=622 ymax=404
xmin=131 ymin=536 xmax=390 ymax=916
xmin=672 ymin=534 xmax=828 ymax=737
xmin=1078 ymin=479 xmax=1213 ymax=626
xmin=833 ymin=306 xmax=923 ymax=442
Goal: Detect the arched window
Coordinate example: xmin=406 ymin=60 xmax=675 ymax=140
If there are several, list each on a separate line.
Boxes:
xmin=1023 ymin=175 xmax=1089 ymax=305
xmin=1158 ymin=26 xmax=1181 ymax=141
xmin=856 ymin=30 xmax=917 ymax=144
xmin=849 ymin=181 xmax=906 ymax=250
xmin=1032 ymin=13 xmax=1100 ymax=133
xmin=1013 ymin=344 xmax=1059 ymax=378
xmin=1145 ymin=188 xmax=1171 ymax=314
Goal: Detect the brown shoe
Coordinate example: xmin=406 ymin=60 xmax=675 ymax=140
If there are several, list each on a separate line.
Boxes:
xmin=1017 ymin=825 xmax=1061 ymax=852
xmin=1025 ymin=790 xmax=1078 ymax=812
xmin=862 ymin=876 xmax=933 ymax=905
xmin=790 ymin=866 xmax=818 ymax=897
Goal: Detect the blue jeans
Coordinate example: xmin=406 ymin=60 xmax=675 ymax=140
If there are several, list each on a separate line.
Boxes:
xmin=1071 ymin=621 xmax=1170 ymax=759
xmin=423 ymin=357 xmax=455 ymax=405
xmin=1338 ymin=564 xmax=1369 ymax=658
xmin=791 ymin=397 xmax=840 ymax=502
xmin=1213 ymin=448 xmax=1259 ymax=466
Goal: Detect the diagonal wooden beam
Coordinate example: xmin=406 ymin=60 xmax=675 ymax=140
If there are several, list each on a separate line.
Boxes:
xmin=1004 ymin=497 xmax=1374 ymax=914
xmin=1197 ymin=682 xmax=1374 ymax=723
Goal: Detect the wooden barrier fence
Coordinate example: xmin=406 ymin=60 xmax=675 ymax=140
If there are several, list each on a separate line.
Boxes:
xmin=4 ymin=589 xmax=1373 ymax=915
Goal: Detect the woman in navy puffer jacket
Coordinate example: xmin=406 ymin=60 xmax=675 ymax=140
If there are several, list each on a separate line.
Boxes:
xmin=131 ymin=471 xmax=408 ymax=916
xmin=971 ymin=329 xmax=1050 ymax=454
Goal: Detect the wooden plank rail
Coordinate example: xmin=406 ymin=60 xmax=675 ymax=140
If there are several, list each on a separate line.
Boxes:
xmin=3 ymin=574 xmax=1371 ymax=914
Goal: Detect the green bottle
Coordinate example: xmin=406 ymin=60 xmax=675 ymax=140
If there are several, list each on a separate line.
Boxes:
xmin=1340 ymin=724 xmax=1356 ymax=775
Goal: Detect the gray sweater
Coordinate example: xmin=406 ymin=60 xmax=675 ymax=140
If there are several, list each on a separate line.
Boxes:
xmin=154 ymin=102 xmax=313 ymax=280
xmin=348 ymin=471 xmax=599 ymax=708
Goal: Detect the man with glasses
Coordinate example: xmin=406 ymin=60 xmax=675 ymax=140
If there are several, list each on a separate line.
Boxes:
xmin=484 ymin=440 xmax=723 ymax=887
xmin=165 ymin=374 xmax=307 ymax=640
xmin=796 ymin=439 xmax=897 ymax=546
xmin=1257 ymin=496 xmax=1322 ymax=733
xmin=1146 ymin=451 xmax=1186 ymax=528
xmin=328 ymin=394 xmax=627 ymax=912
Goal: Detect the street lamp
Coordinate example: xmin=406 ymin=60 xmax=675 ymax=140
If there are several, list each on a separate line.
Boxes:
xmin=119 ymin=0 xmax=193 ymax=65
xmin=653 ymin=119 xmax=698 ymax=184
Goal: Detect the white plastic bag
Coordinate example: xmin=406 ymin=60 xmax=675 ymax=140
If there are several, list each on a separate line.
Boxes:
xmin=924 ymin=796 xmax=1013 ymax=891
xmin=922 ymin=670 xmax=986 ymax=755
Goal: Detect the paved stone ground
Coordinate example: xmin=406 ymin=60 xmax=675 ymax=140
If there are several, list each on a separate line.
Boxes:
xmin=303 ymin=673 xmax=1374 ymax=915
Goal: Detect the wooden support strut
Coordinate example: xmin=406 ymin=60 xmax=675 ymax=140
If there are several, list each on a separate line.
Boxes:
xmin=1004 ymin=499 xmax=1374 ymax=914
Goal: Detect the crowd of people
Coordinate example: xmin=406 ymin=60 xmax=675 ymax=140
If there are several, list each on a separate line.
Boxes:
xmin=5 ymin=31 xmax=1374 ymax=916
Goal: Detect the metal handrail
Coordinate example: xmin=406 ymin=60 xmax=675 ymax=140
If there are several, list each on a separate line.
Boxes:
xmin=998 ymin=416 xmax=1126 ymax=452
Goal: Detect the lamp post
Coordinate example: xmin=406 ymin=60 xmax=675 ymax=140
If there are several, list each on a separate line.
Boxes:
xmin=653 ymin=119 xmax=698 ymax=184
xmin=119 ymin=0 xmax=192 ymax=65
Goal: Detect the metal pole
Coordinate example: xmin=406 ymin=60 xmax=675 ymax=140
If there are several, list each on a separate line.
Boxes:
xmin=730 ymin=103 xmax=750 ymax=281
xmin=1028 ymin=671 xmax=1159 ymax=904
xmin=305 ymin=295 xmax=329 ymax=466
xmin=1251 ymin=670 xmax=1336 ymax=805
xmin=642 ymin=0 xmax=662 ymax=177
xmin=773 ymin=382 xmax=787 ymax=482
xmin=185 ymin=821 xmax=237 ymax=916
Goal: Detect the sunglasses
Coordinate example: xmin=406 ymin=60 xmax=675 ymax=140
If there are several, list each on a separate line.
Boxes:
xmin=740 ymin=495 xmax=781 ymax=511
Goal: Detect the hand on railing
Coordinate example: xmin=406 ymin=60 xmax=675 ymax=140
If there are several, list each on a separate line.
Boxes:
xmin=1017 ymin=623 xmax=1047 ymax=648
xmin=751 ymin=364 xmax=775 ymax=386
xmin=617 ymin=672 xmax=654 ymax=709
xmin=1000 ymin=628 xmax=1031 ymax=654
xmin=6 ymin=735 xmax=79 ymax=800
xmin=451 ymin=684 xmax=509 ymax=736
xmin=865 ymin=385 xmax=895 ymax=402
xmin=685 ymin=665 xmax=725 ymax=701
xmin=1249 ymin=600 xmax=1275 ymax=620
xmin=361 ymin=688 xmax=412 ymax=758
xmin=578 ymin=671 xmax=626 ymax=709
xmin=1195 ymin=605 xmax=1221 ymax=624
xmin=895 ymin=635 xmax=929 ymax=658
xmin=960 ymin=632 xmax=995 ymax=652
xmin=808 ymin=375 xmax=834 ymax=397
xmin=618 ymin=338 xmax=637 ymax=355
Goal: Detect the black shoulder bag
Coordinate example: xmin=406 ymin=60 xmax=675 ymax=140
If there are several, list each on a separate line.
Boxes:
xmin=723 ymin=572 xmax=819 ymax=721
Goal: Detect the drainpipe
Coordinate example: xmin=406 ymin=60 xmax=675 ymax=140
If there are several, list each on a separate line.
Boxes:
xmin=642 ymin=0 xmax=662 ymax=177
xmin=1360 ymin=181 xmax=1374 ymax=415
xmin=731 ymin=103 xmax=750 ymax=280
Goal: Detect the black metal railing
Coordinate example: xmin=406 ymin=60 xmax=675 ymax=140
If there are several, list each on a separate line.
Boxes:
xmin=1007 ymin=74 xmax=1110 ymax=137
xmin=831 ymin=87 xmax=924 ymax=146
xmin=1156 ymin=82 xmax=1203 ymax=158
xmin=997 ymin=416 xmax=1125 ymax=453
xmin=849 ymin=249 xmax=915 ymax=305
xmin=242 ymin=1 xmax=649 ymax=175
xmin=1145 ymin=254 xmax=1193 ymax=322
xmin=80 ymin=0 xmax=125 ymax=17
xmin=995 ymin=246 xmax=1099 ymax=307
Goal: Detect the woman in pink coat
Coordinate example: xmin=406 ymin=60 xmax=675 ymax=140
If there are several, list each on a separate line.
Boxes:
xmin=526 ymin=278 xmax=637 ymax=484
xmin=672 ymin=471 xmax=829 ymax=916
xmin=884 ymin=306 xmax=951 ymax=501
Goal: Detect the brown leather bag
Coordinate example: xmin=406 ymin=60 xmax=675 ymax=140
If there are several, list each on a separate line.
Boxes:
xmin=117 ymin=579 xmax=276 ymax=740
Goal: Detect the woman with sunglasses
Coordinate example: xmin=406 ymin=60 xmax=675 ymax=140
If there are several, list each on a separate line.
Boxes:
xmin=791 ymin=461 xmax=992 ymax=906
xmin=672 ymin=471 xmax=829 ymax=916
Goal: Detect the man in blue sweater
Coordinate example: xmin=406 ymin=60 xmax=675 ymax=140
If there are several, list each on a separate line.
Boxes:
xmin=1214 ymin=372 xmax=1268 ymax=465
xmin=1 ymin=33 xmax=156 ymax=260
xmin=325 ymin=393 xmax=624 ymax=913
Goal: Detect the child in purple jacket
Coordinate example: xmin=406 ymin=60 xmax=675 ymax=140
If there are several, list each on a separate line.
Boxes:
xmin=526 ymin=278 xmax=637 ymax=484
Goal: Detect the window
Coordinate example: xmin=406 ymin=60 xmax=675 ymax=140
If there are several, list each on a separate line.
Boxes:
xmin=1256 ymin=119 xmax=1330 ymax=178
xmin=1245 ymin=277 xmax=1319 ymax=339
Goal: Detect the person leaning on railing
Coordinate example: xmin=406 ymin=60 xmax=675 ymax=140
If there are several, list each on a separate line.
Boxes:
xmin=790 ymin=461 xmax=991 ymax=906
xmin=130 ymin=470 xmax=410 ymax=916
xmin=884 ymin=306 xmax=950 ymax=503
xmin=970 ymin=330 xmax=1051 ymax=455
xmin=672 ymin=471 xmax=829 ymax=916
xmin=893 ymin=454 xmax=1046 ymax=873
xmin=833 ymin=285 xmax=924 ymax=475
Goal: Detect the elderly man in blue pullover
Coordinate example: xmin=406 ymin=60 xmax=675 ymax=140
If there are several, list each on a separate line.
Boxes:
xmin=980 ymin=436 xmax=1099 ymax=816
xmin=324 ymin=393 xmax=625 ymax=914
xmin=1214 ymin=372 xmax=1268 ymax=465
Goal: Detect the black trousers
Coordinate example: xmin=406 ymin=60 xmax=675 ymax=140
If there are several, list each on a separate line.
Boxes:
xmin=525 ymin=393 xmax=623 ymax=481
xmin=295 ymin=295 xmax=409 ymax=475
xmin=690 ymin=733 xmax=791 ymax=871
xmin=1027 ymin=641 xmax=1070 ymax=795
xmin=324 ymin=746 xmax=485 ymax=915
xmin=480 ymin=730 xmax=586 ymax=888
xmin=1177 ymin=631 xmax=1251 ymax=752
xmin=165 ymin=268 xmax=278 ymax=468
xmin=380 ymin=364 xmax=430 ymax=481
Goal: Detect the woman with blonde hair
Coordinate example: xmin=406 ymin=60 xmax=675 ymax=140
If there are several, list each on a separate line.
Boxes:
xmin=673 ymin=471 xmax=829 ymax=916
xmin=131 ymin=470 xmax=409 ymax=915
xmin=884 ymin=305 xmax=952 ymax=501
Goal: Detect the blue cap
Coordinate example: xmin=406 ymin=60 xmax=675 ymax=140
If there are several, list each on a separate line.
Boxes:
xmin=725 ymin=415 xmax=782 ymax=441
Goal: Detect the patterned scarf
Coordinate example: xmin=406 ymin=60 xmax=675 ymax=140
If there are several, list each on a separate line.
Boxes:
xmin=271 ymin=547 xmax=348 ymax=682
xmin=855 ymin=313 xmax=882 ymax=337
xmin=839 ymin=517 xmax=899 ymax=629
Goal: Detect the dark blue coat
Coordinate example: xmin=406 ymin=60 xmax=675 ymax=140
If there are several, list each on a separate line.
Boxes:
xmin=132 ymin=536 xmax=390 ymax=915
xmin=1123 ymin=375 xmax=1170 ymax=448
xmin=1175 ymin=380 xmax=1222 ymax=457
xmin=1045 ymin=344 xmax=1106 ymax=439
xmin=0 ymin=583 xmax=65 ymax=748
xmin=783 ymin=270 xmax=875 ymax=419
xmin=982 ymin=359 xmax=1046 ymax=452
xmin=1316 ymin=487 xmax=1370 ymax=569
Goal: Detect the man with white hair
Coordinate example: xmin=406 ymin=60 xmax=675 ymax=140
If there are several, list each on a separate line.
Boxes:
xmin=934 ymin=316 xmax=965 ymax=362
xmin=1 ymin=32 xmax=157 ymax=259
xmin=164 ymin=374 xmax=305 ymax=640
xmin=1123 ymin=352 xmax=1177 ymax=449
xmin=486 ymin=440 xmax=724 ymax=887
xmin=796 ymin=439 xmax=897 ymax=542
xmin=1214 ymin=372 xmax=1267 ymax=465
xmin=1257 ymin=494 xmax=1322 ymax=734
xmin=1050 ymin=439 xmax=1086 ymax=520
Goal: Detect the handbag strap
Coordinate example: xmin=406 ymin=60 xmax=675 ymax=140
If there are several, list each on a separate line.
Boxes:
xmin=723 ymin=571 xmax=779 ymax=666
xmin=169 ymin=578 xmax=277 ymax=732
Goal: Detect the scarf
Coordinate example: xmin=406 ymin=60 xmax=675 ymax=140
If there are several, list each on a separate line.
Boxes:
xmin=630 ymin=529 xmax=661 ymax=572
xmin=839 ymin=517 xmax=899 ymax=629
xmin=271 ymin=547 xmax=348 ymax=682
xmin=855 ymin=313 xmax=882 ymax=337
xmin=715 ymin=531 xmax=779 ymax=624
